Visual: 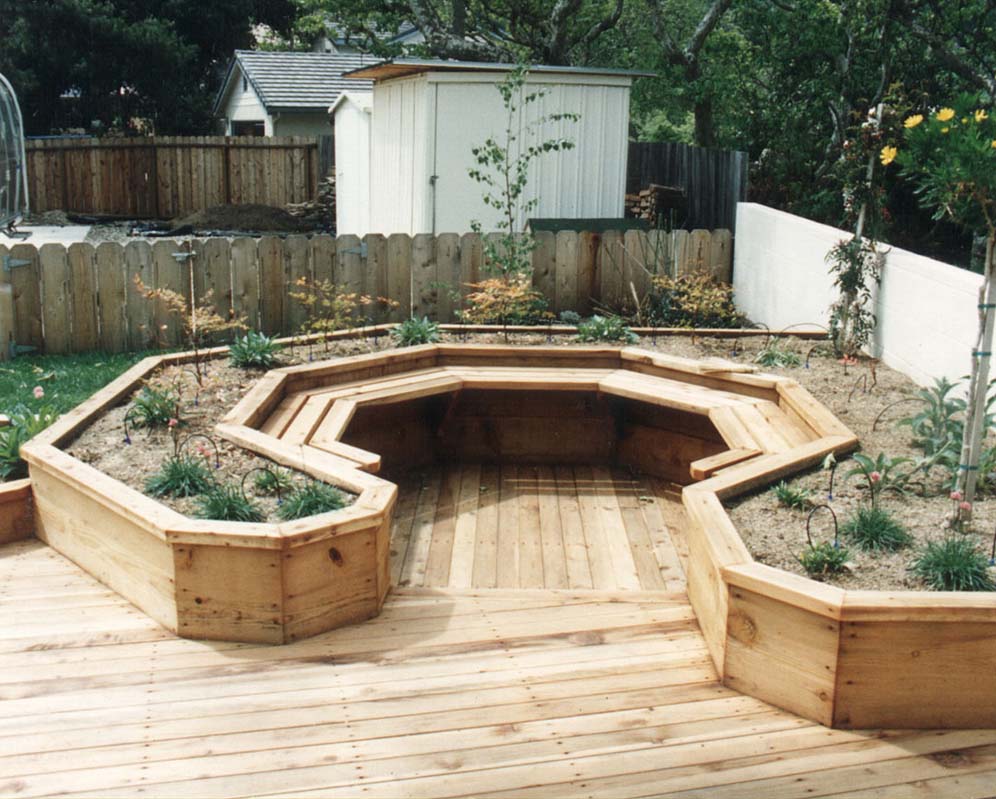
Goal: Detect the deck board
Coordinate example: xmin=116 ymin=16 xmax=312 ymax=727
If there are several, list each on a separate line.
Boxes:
xmin=0 ymin=539 xmax=993 ymax=797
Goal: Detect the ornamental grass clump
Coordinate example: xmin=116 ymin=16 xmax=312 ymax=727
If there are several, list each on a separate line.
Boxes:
xmin=772 ymin=480 xmax=812 ymax=510
xmin=145 ymin=455 xmax=216 ymax=498
xmin=277 ymin=481 xmax=347 ymax=521
xmin=909 ymin=536 xmax=995 ymax=591
xmin=195 ymin=483 xmax=264 ymax=522
xmin=841 ymin=506 xmax=913 ymax=552
xmin=799 ymin=541 xmax=850 ymax=578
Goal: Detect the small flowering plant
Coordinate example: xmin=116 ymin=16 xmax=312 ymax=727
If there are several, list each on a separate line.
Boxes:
xmin=845 ymin=452 xmax=912 ymax=509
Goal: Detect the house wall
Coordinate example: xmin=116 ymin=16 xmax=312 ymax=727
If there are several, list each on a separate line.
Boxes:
xmin=221 ymin=70 xmax=272 ymax=134
xmin=733 ymin=202 xmax=980 ymax=386
xmin=367 ymin=71 xmax=631 ymax=236
xmin=334 ymin=99 xmax=372 ymax=235
xmin=273 ymin=112 xmax=332 ymax=137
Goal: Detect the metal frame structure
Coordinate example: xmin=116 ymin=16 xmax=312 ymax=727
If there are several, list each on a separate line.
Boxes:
xmin=0 ymin=72 xmax=30 ymax=239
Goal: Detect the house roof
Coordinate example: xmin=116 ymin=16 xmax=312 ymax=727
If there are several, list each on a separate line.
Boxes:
xmin=344 ymin=58 xmax=655 ymax=83
xmin=214 ymin=51 xmax=375 ymax=116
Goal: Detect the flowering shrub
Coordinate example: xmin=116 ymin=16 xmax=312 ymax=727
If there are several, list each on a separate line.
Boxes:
xmin=644 ymin=271 xmax=744 ymax=328
xmin=460 ymin=277 xmax=552 ymax=327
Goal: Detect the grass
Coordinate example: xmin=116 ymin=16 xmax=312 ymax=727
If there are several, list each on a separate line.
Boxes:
xmin=841 ymin=506 xmax=913 ymax=552
xmin=145 ymin=455 xmax=216 ymax=498
xmin=771 ymin=480 xmax=812 ymax=510
xmin=909 ymin=537 xmax=996 ymax=591
xmin=195 ymin=483 xmax=264 ymax=522
xmin=277 ymin=481 xmax=348 ymax=521
xmin=0 ymin=351 xmax=154 ymax=415
xmin=799 ymin=541 xmax=850 ymax=578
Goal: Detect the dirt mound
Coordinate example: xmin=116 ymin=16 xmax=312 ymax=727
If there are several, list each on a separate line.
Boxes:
xmin=171 ymin=204 xmax=315 ymax=233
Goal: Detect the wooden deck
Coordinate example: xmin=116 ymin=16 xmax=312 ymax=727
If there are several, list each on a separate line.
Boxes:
xmin=389 ymin=465 xmax=687 ymax=593
xmin=3 ymin=492 xmax=996 ymax=796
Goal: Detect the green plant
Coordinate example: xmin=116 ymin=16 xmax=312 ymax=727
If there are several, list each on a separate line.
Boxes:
xmin=559 ymin=310 xmax=582 ymax=326
xmin=644 ymin=271 xmax=745 ymax=328
xmin=826 ymin=236 xmax=882 ymax=359
xmin=391 ymin=316 xmax=441 ymax=347
xmin=799 ymin=541 xmax=850 ymax=578
xmin=145 ymin=455 xmax=216 ymax=498
xmin=754 ymin=339 xmax=803 ymax=368
xmin=277 ymin=481 xmax=347 ymax=521
xmin=772 ymin=480 xmax=812 ymax=510
xmin=909 ymin=536 xmax=995 ymax=591
xmin=128 ymin=385 xmax=181 ymax=429
xmin=460 ymin=277 xmax=552 ymax=336
xmin=840 ymin=506 xmax=913 ymax=552
xmin=845 ymin=452 xmax=912 ymax=508
xmin=229 ymin=331 xmax=282 ymax=369
xmin=0 ymin=404 xmax=59 ymax=480
xmin=194 ymin=483 xmax=264 ymax=522
xmin=253 ymin=467 xmax=293 ymax=496
xmin=468 ymin=63 xmax=578 ymax=277
xmin=576 ymin=315 xmax=637 ymax=344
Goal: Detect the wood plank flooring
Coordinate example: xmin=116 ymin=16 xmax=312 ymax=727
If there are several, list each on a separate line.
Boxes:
xmin=389 ymin=464 xmax=687 ymax=592
xmin=1 ymin=540 xmax=995 ymax=797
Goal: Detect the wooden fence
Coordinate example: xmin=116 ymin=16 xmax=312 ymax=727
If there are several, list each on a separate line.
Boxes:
xmin=0 ymin=228 xmax=731 ymax=356
xmin=25 ymin=135 xmax=330 ymax=220
xmin=627 ymin=141 xmax=749 ymax=232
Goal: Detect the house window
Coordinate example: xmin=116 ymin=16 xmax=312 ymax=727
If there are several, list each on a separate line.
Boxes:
xmin=232 ymin=120 xmax=265 ymax=136
xmin=242 ymin=77 xmax=248 ymax=93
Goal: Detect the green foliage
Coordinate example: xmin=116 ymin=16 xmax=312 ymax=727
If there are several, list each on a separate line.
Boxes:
xmin=771 ymin=480 xmax=812 ymax=510
xmin=145 ymin=455 xmax=216 ymax=498
xmin=559 ymin=310 xmax=582 ymax=326
xmin=754 ymin=339 xmax=802 ymax=368
xmin=644 ymin=272 xmax=744 ymax=328
xmin=129 ymin=385 xmax=181 ymax=429
xmin=253 ymin=467 xmax=293 ymax=496
xmin=900 ymin=378 xmax=966 ymax=458
xmin=0 ymin=0 xmax=297 ymax=135
xmin=576 ymin=315 xmax=637 ymax=344
xmin=909 ymin=537 xmax=996 ymax=591
xmin=890 ymin=97 xmax=996 ymax=236
xmin=0 ymin=404 xmax=59 ymax=480
xmin=277 ymin=481 xmax=347 ymax=521
xmin=799 ymin=541 xmax=850 ymax=578
xmin=289 ymin=278 xmax=394 ymax=342
xmin=846 ymin=452 xmax=912 ymax=508
xmin=194 ymin=483 xmax=264 ymax=523
xmin=826 ymin=237 xmax=882 ymax=358
xmin=841 ymin=506 xmax=913 ymax=552
xmin=468 ymin=64 xmax=578 ymax=277
xmin=228 ymin=331 xmax=282 ymax=370
xmin=391 ymin=317 xmax=441 ymax=347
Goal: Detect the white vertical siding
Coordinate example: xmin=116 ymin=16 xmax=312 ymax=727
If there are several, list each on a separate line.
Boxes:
xmin=334 ymin=96 xmax=372 ymax=235
xmin=221 ymin=68 xmax=270 ymax=133
xmin=368 ymin=75 xmax=428 ymax=234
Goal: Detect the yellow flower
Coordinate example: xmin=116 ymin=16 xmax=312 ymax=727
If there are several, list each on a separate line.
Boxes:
xmin=976 ymin=109 xmax=989 ymax=123
xmin=880 ymin=145 xmax=898 ymax=165
xmin=941 ymin=127 xmax=949 ymax=134
xmin=962 ymin=117 xmax=969 ymax=124
xmin=904 ymin=114 xmax=924 ymax=128
xmin=991 ymin=139 xmax=996 ymax=148
xmin=936 ymin=107 xmax=955 ymax=122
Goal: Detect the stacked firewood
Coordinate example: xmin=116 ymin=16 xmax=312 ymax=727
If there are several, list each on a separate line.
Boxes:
xmin=285 ymin=174 xmax=336 ymax=232
xmin=624 ymin=183 xmax=687 ymax=225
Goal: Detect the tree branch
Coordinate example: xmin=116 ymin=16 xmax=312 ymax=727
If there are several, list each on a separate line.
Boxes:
xmin=906 ymin=18 xmax=996 ymax=96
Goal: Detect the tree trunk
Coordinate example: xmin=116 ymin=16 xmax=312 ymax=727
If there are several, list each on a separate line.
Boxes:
xmin=693 ymin=97 xmax=715 ymax=148
xmin=957 ymin=233 xmax=996 ymax=517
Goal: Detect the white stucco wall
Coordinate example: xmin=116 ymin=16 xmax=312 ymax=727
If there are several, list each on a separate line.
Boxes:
xmin=733 ymin=202 xmax=980 ymax=386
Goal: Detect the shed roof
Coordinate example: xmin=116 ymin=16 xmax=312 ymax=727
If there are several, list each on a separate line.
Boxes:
xmin=214 ymin=51 xmax=376 ymax=115
xmin=344 ymin=58 xmax=655 ymax=82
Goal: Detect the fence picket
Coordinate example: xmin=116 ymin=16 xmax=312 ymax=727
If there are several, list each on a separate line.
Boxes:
xmin=2 ymin=229 xmax=731 ymax=353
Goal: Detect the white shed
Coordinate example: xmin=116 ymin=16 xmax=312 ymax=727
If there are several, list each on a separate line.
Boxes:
xmin=340 ymin=59 xmax=648 ymax=236
xmin=331 ymin=92 xmax=373 ymax=235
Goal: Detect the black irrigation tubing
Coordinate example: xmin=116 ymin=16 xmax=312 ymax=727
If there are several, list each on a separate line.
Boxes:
xmin=871 ymin=398 xmax=923 ymax=432
xmin=176 ymin=433 xmax=222 ymax=469
xmin=240 ymin=466 xmax=283 ymax=505
xmin=806 ymin=503 xmax=840 ymax=549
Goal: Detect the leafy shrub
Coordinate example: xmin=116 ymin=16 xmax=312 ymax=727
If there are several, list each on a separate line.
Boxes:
xmin=0 ymin=405 xmax=59 ymax=480
xmin=559 ymin=310 xmax=582 ymax=326
xmin=799 ymin=542 xmax=850 ymax=578
xmin=195 ymin=483 xmax=264 ymax=522
xmin=840 ymin=506 xmax=913 ymax=552
xmin=846 ymin=452 xmax=912 ymax=508
xmin=771 ymin=480 xmax=812 ymax=510
xmin=909 ymin=537 xmax=995 ymax=591
xmin=392 ymin=316 xmax=441 ymax=347
xmin=576 ymin=315 xmax=638 ymax=344
xmin=229 ymin=331 xmax=282 ymax=369
xmin=277 ymin=481 xmax=348 ymax=521
xmin=145 ymin=455 xmax=216 ymax=498
xmin=754 ymin=339 xmax=802 ymax=368
xmin=253 ymin=467 xmax=293 ymax=496
xmin=644 ymin=271 xmax=745 ymax=328
xmin=460 ymin=277 xmax=552 ymax=326
xmin=129 ymin=385 xmax=180 ymax=428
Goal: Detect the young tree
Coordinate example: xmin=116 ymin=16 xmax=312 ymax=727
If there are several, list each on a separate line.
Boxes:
xmin=886 ymin=97 xmax=996 ymax=518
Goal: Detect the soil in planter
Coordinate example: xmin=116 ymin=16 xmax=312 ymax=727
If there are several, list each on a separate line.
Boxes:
xmin=62 ymin=330 xmax=995 ymax=589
